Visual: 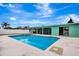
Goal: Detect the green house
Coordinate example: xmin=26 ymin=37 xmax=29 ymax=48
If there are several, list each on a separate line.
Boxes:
xmin=51 ymin=23 xmax=79 ymax=37
xmin=30 ymin=18 xmax=79 ymax=37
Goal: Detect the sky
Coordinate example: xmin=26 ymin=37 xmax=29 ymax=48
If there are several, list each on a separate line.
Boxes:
xmin=0 ymin=3 xmax=79 ymax=27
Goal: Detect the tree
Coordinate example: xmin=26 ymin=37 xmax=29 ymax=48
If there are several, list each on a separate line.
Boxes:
xmin=16 ymin=26 xmax=22 ymax=29
xmin=23 ymin=26 xmax=29 ymax=29
xmin=68 ymin=18 xmax=74 ymax=23
xmin=1 ymin=22 xmax=10 ymax=29
xmin=24 ymin=26 xmax=28 ymax=29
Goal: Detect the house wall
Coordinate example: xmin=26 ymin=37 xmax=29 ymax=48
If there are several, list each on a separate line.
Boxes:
xmin=51 ymin=26 xmax=59 ymax=36
xmin=69 ymin=24 xmax=79 ymax=37
xmin=51 ymin=24 xmax=79 ymax=37
xmin=31 ymin=23 xmax=79 ymax=37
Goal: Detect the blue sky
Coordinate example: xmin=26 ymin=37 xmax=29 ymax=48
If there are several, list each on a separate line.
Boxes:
xmin=0 ymin=3 xmax=79 ymax=27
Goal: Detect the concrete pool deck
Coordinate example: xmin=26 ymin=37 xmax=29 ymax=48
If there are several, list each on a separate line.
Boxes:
xmin=0 ymin=34 xmax=79 ymax=56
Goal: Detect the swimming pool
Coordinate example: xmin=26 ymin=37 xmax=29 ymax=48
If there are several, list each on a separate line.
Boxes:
xmin=10 ymin=35 xmax=58 ymax=50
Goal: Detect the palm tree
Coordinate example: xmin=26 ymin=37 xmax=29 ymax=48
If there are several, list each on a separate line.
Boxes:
xmin=1 ymin=22 xmax=10 ymax=29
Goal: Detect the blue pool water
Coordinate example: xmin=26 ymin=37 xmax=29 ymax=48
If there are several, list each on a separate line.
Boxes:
xmin=10 ymin=35 xmax=58 ymax=50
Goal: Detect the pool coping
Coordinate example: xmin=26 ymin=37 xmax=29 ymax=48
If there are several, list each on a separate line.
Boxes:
xmin=0 ymin=34 xmax=79 ymax=56
xmin=9 ymin=34 xmax=59 ymax=51
xmin=8 ymin=34 xmax=60 ymax=51
xmin=0 ymin=35 xmax=59 ymax=56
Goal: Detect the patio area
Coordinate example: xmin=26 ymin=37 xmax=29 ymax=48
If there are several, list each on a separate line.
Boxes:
xmin=0 ymin=34 xmax=79 ymax=56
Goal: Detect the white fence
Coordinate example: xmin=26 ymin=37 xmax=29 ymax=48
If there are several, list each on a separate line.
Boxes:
xmin=0 ymin=29 xmax=30 ymax=35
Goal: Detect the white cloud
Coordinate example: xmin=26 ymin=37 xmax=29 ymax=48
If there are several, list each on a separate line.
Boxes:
xmin=8 ymin=4 xmax=15 ymax=8
xmin=34 ymin=4 xmax=71 ymax=18
xmin=56 ymin=16 xmax=69 ymax=20
xmin=12 ymin=19 xmax=52 ymax=27
xmin=0 ymin=3 xmax=22 ymax=14
xmin=10 ymin=17 xmax=16 ymax=21
xmin=0 ymin=3 xmax=35 ymax=19
xmin=14 ymin=19 xmax=52 ymax=26
xmin=10 ymin=9 xmax=23 ymax=14
xmin=34 ymin=3 xmax=53 ymax=17
xmin=56 ymin=14 xmax=79 ymax=24
xmin=69 ymin=14 xmax=79 ymax=23
xmin=55 ymin=5 xmax=71 ymax=12
xmin=0 ymin=3 xmax=8 ymax=7
xmin=0 ymin=3 xmax=15 ymax=8
xmin=0 ymin=3 xmax=5 ymax=7
xmin=56 ymin=15 xmax=70 ymax=24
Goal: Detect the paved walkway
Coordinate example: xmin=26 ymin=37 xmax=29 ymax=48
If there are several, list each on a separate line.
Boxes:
xmin=0 ymin=35 xmax=79 ymax=56
xmin=0 ymin=36 xmax=58 ymax=56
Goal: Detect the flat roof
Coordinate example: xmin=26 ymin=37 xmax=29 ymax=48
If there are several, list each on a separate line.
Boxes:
xmin=50 ymin=23 xmax=79 ymax=27
xmin=30 ymin=23 xmax=79 ymax=28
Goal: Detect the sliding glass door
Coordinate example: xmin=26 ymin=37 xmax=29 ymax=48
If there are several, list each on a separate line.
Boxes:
xmin=59 ymin=26 xmax=69 ymax=36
